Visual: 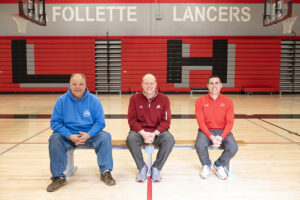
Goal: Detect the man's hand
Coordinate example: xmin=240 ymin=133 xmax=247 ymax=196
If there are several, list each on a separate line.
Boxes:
xmin=140 ymin=130 xmax=153 ymax=144
xmin=148 ymin=132 xmax=156 ymax=143
xmin=69 ymin=134 xmax=82 ymax=146
xmin=209 ymin=135 xmax=222 ymax=147
xmin=69 ymin=132 xmax=90 ymax=146
xmin=153 ymin=130 xmax=160 ymax=136
xmin=215 ymin=135 xmax=223 ymax=144
xmin=78 ymin=131 xmax=90 ymax=145
xmin=147 ymin=130 xmax=159 ymax=143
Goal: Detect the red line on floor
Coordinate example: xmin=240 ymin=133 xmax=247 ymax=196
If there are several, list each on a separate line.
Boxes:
xmin=147 ymin=176 xmax=152 ymax=200
xmin=147 ymin=154 xmax=152 ymax=200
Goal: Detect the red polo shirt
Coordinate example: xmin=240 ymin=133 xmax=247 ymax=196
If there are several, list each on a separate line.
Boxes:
xmin=195 ymin=93 xmax=234 ymax=139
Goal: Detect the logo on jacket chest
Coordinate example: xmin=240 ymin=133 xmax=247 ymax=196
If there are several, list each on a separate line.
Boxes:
xmin=204 ymin=103 xmax=225 ymax=108
xmin=83 ymin=110 xmax=91 ymax=117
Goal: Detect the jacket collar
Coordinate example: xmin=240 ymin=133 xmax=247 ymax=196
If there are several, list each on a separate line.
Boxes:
xmin=208 ymin=93 xmax=222 ymax=101
xmin=143 ymin=90 xmax=158 ymax=101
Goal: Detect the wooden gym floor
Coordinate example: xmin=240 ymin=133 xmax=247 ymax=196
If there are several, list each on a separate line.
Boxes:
xmin=0 ymin=94 xmax=299 ymax=200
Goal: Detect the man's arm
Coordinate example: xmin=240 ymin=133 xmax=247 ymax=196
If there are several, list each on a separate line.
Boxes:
xmin=195 ymin=98 xmax=212 ymax=138
xmin=128 ymin=95 xmax=143 ymax=132
xmin=87 ymin=97 xmax=106 ymax=138
xmin=221 ymin=99 xmax=234 ymax=139
xmin=50 ymin=98 xmax=73 ymax=139
xmin=155 ymin=96 xmax=171 ymax=134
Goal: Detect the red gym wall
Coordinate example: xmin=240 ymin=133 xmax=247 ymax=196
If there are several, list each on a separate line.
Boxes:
xmin=0 ymin=36 xmax=288 ymax=92
xmin=121 ymin=37 xmax=282 ymax=93
xmin=0 ymin=0 xmax=299 ymax=93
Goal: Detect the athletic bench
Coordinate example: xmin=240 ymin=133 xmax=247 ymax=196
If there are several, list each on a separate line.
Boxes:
xmin=66 ymin=140 xmax=244 ymax=177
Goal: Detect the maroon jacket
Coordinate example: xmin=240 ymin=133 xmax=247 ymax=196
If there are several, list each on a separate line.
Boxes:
xmin=128 ymin=92 xmax=171 ymax=133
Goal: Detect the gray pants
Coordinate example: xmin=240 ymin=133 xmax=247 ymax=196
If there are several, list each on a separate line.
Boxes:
xmin=195 ymin=129 xmax=238 ymax=167
xmin=126 ymin=130 xmax=175 ymax=170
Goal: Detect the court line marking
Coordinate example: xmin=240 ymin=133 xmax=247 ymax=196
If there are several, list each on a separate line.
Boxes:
xmin=258 ymin=118 xmax=300 ymax=137
xmin=247 ymin=119 xmax=300 ymax=146
xmin=147 ymin=155 xmax=152 ymax=200
xmin=0 ymin=127 xmax=50 ymax=156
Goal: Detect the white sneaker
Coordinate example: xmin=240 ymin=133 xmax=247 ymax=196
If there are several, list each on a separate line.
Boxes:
xmin=151 ymin=167 xmax=161 ymax=182
xmin=212 ymin=165 xmax=228 ymax=180
xmin=136 ymin=165 xmax=148 ymax=182
xmin=200 ymin=165 xmax=211 ymax=179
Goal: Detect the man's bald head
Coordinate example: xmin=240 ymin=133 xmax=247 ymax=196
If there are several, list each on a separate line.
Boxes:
xmin=142 ymin=73 xmax=157 ymax=83
xmin=70 ymin=73 xmax=86 ymax=83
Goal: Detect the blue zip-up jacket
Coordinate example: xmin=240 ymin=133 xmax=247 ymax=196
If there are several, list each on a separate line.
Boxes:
xmin=50 ymin=87 xmax=105 ymax=139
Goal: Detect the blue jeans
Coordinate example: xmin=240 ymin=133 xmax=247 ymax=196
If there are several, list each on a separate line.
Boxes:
xmin=48 ymin=131 xmax=113 ymax=179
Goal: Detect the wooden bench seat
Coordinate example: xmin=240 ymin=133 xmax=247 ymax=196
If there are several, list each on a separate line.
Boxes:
xmin=66 ymin=140 xmax=245 ymax=177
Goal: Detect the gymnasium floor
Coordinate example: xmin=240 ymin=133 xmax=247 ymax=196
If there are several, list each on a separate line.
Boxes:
xmin=0 ymin=94 xmax=299 ymax=200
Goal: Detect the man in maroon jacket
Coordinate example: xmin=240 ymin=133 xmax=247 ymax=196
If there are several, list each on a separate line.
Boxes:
xmin=126 ymin=73 xmax=175 ymax=182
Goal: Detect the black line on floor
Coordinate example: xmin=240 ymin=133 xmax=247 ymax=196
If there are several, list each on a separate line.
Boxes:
xmin=246 ymin=119 xmax=300 ymax=146
xmin=259 ymin=118 xmax=300 ymax=137
xmin=0 ymin=127 xmax=50 ymax=156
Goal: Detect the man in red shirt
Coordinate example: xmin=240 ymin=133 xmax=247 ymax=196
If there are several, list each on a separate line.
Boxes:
xmin=126 ymin=73 xmax=175 ymax=182
xmin=195 ymin=75 xmax=238 ymax=180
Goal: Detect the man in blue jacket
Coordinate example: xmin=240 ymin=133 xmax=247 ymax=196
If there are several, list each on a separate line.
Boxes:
xmin=47 ymin=73 xmax=115 ymax=192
